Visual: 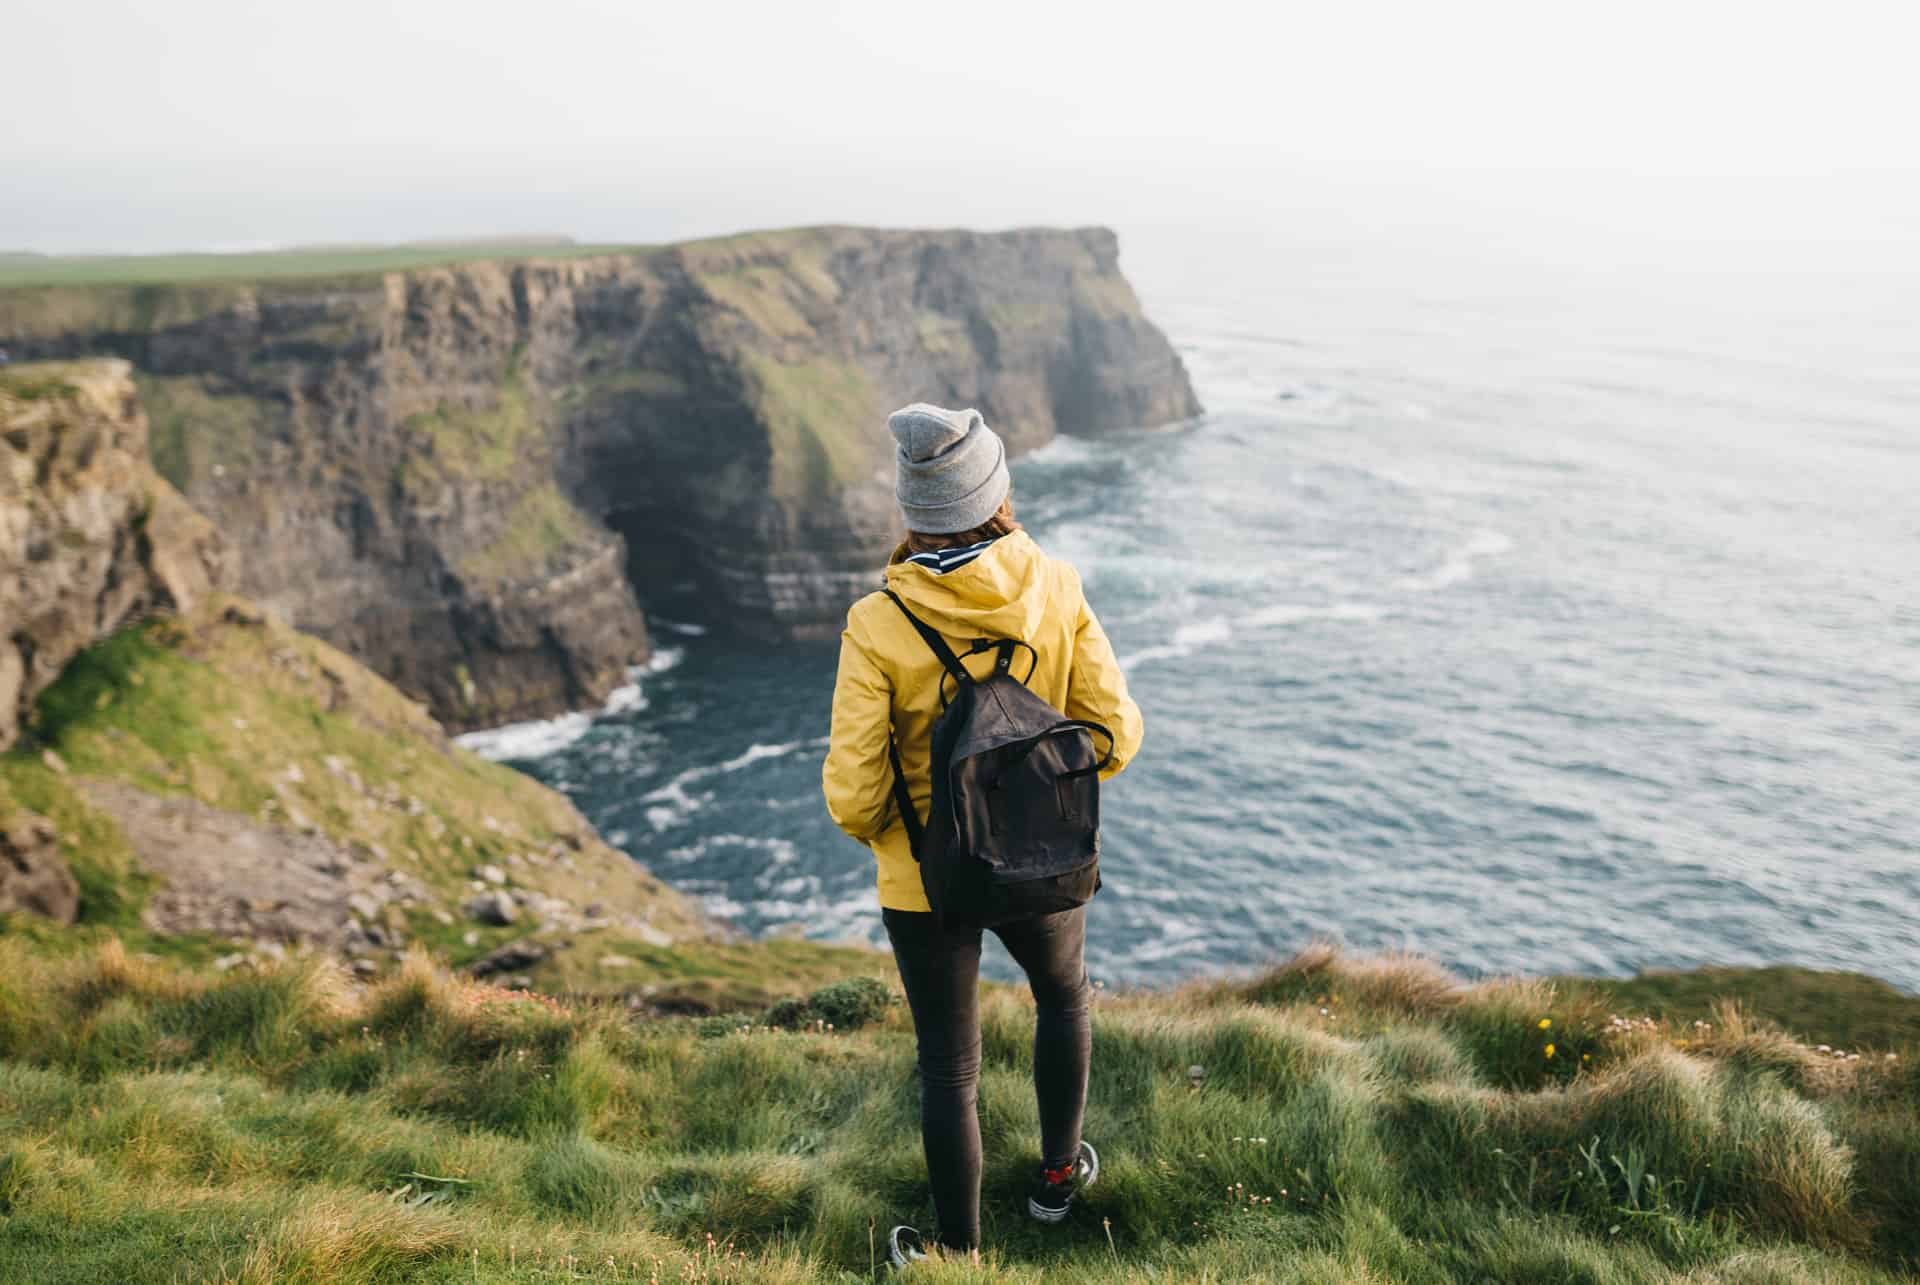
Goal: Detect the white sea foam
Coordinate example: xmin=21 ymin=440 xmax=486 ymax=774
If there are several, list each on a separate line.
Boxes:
xmin=454 ymin=647 xmax=686 ymax=761
xmin=663 ymin=833 xmax=800 ymax=867
xmin=637 ymin=737 xmax=831 ymax=832
xmin=454 ymin=710 xmax=595 ymax=762
xmin=715 ymin=738 xmax=828 ymax=773
xmin=600 ymin=683 xmax=649 ymax=717
xmin=1123 ymin=602 xmax=1385 ymax=671
xmin=1018 ymin=433 xmax=1103 ymax=465
xmin=1395 ymin=528 xmax=1515 ymax=592
xmin=1175 ymin=618 xmax=1233 ymax=648
xmin=640 ymin=779 xmax=707 ymax=831
xmin=1239 ymin=601 xmax=1388 ymax=629
xmin=654 ymin=619 xmax=709 ymax=636
xmin=1122 ymin=615 xmax=1232 ymax=671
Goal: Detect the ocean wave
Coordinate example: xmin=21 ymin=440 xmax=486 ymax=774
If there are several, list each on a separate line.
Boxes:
xmin=1395 ymin=528 xmax=1514 ymax=592
xmin=1240 ymin=601 xmax=1388 ymax=628
xmin=1271 ymin=379 xmax=1352 ymax=422
xmin=1123 ymin=616 xmax=1229 ymax=671
xmin=664 ymin=833 xmax=799 ymax=863
xmin=641 ymin=780 xmax=707 ymax=832
xmin=1123 ymin=602 xmax=1386 ymax=671
xmin=637 ymin=736 xmax=832 ymax=831
xmin=716 ymin=738 xmax=828 ymax=773
xmin=454 ymin=647 xmax=685 ymax=761
xmin=1017 ymin=433 xmax=1103 ymax=465
xmin=454 ymin=709 xmax=598 ymax=763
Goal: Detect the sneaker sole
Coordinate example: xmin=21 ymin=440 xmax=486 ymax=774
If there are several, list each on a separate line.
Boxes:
xmin=1027 ymin=1195 xmax=1070 ymax=1223
xmin=887 ymin=1226 xmax=924 ymax=1268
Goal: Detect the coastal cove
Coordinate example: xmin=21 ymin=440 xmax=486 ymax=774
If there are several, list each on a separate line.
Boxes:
xmin=468 ymin=233 xmax=1920 ymax=994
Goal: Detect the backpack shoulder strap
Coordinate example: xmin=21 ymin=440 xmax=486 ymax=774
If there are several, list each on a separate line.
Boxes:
xmin=886 ymin=736 xmax=925 ymax=861
xmin=880 ymin=589 xmax=972 ymax=688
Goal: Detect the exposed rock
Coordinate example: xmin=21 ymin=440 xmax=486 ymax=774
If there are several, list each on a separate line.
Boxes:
xmin=466 ymin=891 xmax=517 ymax=925
xmin=79 ymin=780 xmax=376 ymax=949
xmin=1 ymin=228 xmax=1198 ymax=728
xmin=475 ymin=863 xmax=507 ymax=886
xmin=467 ymin=938 xmax=550 ymax=978
xmin=0 ymin=810 xmax=77 ymax=923
xmin=0 ymin=361 xmax=234 ymax=751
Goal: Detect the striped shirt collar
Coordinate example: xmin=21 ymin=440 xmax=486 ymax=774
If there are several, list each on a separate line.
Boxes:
xmin=902 ymin=535 xmax=1002 ymax=575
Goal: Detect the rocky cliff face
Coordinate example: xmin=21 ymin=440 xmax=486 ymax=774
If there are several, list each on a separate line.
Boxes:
xmin=0 ymin=360 xmax=233 ymax=752
xmin=1 ymin=226 xmax=1200 ymax=728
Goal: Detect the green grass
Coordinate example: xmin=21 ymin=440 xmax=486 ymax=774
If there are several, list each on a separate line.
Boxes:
xmin=0 ymin=940 xmax=1911 ymax=1283
xmin=0 ymin=598 xmax=709 ymax=958
xmin=738 ymin=354 xmax=879 ymax=504
xmin=0 ymin=242 xmax=645 ymax=290
xmin=135 ymin=372 xmax=268 ymax=489
xmin=1569 ymin=968 xmax=1920 ymax=1051
xmin=458 ymin=483 xmax=602 ymax=586
xmin=399 ymin=360 xmax=543 ymax=488
xmin=0 ymin=362 xmax=85 ymax=402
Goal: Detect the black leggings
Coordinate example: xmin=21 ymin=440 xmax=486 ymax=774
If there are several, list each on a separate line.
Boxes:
xmin=882 ymin=905 xmax=1092 ymax=1251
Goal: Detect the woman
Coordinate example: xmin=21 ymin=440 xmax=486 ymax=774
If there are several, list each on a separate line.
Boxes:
xmin=823 ymin=403 xmax=1145 ymax=1266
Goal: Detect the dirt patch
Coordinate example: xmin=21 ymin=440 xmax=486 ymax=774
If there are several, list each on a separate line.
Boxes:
xmin=79 ymin=779 xmax=425 ymax=951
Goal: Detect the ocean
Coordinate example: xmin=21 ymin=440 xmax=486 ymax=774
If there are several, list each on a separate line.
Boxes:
xmin=460 ymin=229 xmax=1920 ymax=991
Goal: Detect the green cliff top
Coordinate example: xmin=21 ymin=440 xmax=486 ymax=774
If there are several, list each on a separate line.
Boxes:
xmin=0 ymin=224 xmax=1119 ymax=292
xmin=0 ymin=357 xmax=129 ymax=408
xmin=0 ymin=241 xmax=649 ymax=290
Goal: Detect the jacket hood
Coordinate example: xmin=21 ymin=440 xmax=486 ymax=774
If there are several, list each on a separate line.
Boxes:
xmin=883 ymin=530 xmax=1053 ymax=641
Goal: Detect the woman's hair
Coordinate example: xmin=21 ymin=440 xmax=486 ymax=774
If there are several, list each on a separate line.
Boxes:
xmin=904 ymin=495 xmax=1021 ymax=555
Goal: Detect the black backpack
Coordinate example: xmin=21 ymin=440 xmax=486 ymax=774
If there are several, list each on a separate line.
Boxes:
xmin=881 ymin=589 xmax=1114 ymax=919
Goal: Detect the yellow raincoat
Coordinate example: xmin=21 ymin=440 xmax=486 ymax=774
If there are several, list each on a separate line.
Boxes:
xmin=822 ymin=530 xmax=1144 ymax=912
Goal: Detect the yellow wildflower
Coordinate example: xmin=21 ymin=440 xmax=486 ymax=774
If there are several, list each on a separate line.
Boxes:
xmin=1545 ymin=1043 xmax=1556 ymax=1059
xmin=1537 ymin=1019 xmax=1552 ymax=1030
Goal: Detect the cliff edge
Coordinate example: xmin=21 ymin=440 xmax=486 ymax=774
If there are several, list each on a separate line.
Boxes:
xmin=1 ymin=226 xmax=1200 ymax=729
xmin=0 ymin=360 xmax=232 ymax=752
xmin=1 ymin=360 xmax=713 ymax=972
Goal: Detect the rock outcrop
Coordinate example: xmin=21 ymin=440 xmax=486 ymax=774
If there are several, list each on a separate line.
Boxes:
xmin=0 ymin=808 xmax=73 ymax=923
xmin=0 ymin=226 xmax=1200 ymax=728
xmin=0 ymin=360 xmax=233 ymax=752
xmin=0 ymin=585 xmax=717 ymax=965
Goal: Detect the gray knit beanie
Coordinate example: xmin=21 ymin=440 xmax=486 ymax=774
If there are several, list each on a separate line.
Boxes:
xmin=888 ymin=403 xmax=1011 ymax=534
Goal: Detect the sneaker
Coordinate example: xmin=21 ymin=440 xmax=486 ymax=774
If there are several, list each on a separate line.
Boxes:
xmin=1027 ymin=1139 xmax=1099 ymax=1223
xmin=887 ymin=1225 xmax=927 ymax=1269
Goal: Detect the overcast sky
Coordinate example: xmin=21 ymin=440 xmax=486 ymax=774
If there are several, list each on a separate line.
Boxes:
xmin=6 ymin=0 xmax=1917 ymax=267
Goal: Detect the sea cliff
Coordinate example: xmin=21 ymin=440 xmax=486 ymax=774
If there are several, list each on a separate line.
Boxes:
xmin=0 ymin=360 xmax=232 ymax=753
xmin=0 ymin=226 xmax=1201 ymax=729
xmin=1 ymin=359 xmax=711 ymax=970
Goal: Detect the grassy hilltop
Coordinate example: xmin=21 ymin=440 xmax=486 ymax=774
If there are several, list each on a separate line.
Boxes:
xmin=1 ymin=936 xmax=1916 ymax=1283
xmin=0 ymin=240 xmax=643 ymax=290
